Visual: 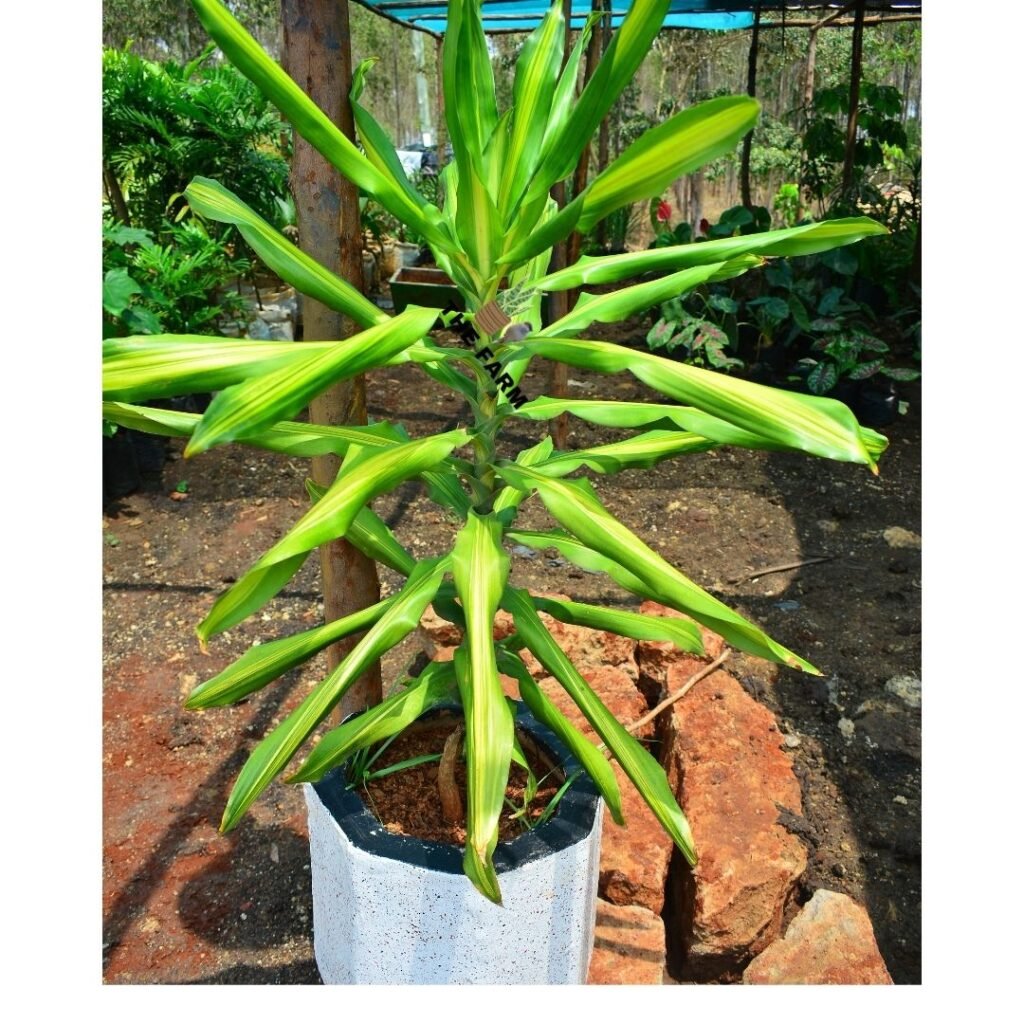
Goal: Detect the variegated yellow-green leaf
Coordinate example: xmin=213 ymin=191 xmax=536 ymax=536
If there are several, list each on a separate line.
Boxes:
xmin=185 ymin=176 xmax=387 ymax=328
xmin=288 ymin=660 xmax=458 ymax=782
xmin=524 ymin=0 xmax=670 ymax=205
xmin=529 ymin=217 xmax=889 ymax=292
xmin=197 ymin=552 xmax=309 ymax=646
xmin=451 ymin=513 xmax=513 ymax=903
xmin=201 ymin=430 xmax=465 ymax=638
xmin=505 ymin=587 xmax=696 ymax=866
xmin=220 ymin=556 xmax=450 ymax=831
xmin=346 ymin=506 xmax=417 ymax=577
xmin=577 ymin=96 xmax=759 ymax=233
xmin=528 ymin=430 xmax=719 ymax=476
xmin=497 ymin=467 xmax=818 ymax=674
xmin=531 ymin=595 xmax=705 ymax=654
xmin=350 ymin=59 xmax=445 ymax=237
xmin=507 ymin=335 xmax=875 ymax=468
xmin=493 ymin=436 xmax=555 ymax=515
xmin=191 ymin=0 xmax=450 ymax=251
xmin=512 ymin=396 xmax=889 ymax=461
xmin=495 ymin=647 xmax=624 ymax=825
xmin=187 ymin=597 xmax=394 ymax=708
xmin=185 ymin=306 xmax=440 ymax=456
xmin=103 ymin=401 xmax=405 ymax=458
xmin=238 ymin=429 xmax=468 ymax=573
xmin=499 ymin=1 xmax=564 ymax=218
xmin=540 ymin=257 xmax=760 ymax=337
xmin=505 ymin=528 xmax=650 ymax=596
xmin=102 ymin=335 xmax=332 ymax=402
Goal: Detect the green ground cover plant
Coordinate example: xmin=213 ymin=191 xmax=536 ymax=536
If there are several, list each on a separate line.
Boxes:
xmin=103 ymin=0 xmax=889 ymax=903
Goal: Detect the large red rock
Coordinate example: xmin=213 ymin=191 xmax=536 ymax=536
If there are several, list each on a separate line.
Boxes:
xmin=587 ymin=899 xmax=665 ymax=985
xmin=662 ymin=668 xmax=806 ymax=980
xmin=742 ymin=889 xmax=893 ymax=985
xmin=599 ymin=762 xmax=674 ymax=914
xmin=518 ymin=612 xmax=638 ymax=683
xmin=537 ymin=666 xmax=651 ymax=740
xmin=635 ymin=600 xmax=724 ymax=703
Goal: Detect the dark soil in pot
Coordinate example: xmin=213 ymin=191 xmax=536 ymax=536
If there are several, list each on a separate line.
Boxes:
xmin=356 ymin=715 xmax=562 ymax=846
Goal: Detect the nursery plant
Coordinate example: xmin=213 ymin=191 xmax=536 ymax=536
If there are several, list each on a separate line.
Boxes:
xmin=103 ymin=0 xmax=890 ymax=905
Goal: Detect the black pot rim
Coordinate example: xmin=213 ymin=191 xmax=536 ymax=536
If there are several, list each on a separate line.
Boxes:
xmin=309 ymin=701 xmax=601 ymax=876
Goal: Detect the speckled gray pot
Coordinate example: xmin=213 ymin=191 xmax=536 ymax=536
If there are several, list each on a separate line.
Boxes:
xmin=304 ymin=704 xmax=603 ymax=984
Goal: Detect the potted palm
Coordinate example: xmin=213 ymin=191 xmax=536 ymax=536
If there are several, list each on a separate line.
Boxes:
xmin=103 ymin=0 xmax=889 ymax=984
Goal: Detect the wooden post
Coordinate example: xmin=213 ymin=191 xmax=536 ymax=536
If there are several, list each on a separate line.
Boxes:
xmin=739 ymin=2 xmax=762 ymax=210
xmin=282 ymin=0 xmax=382 ymax=715
xmin=566 ymin=2 xmax=605 ymax=275
xmin=435 ymin=35 xmax=446 ymax=173
xmin=546 ymin=0 xmax=575 ymax=450
xmin=842 ymin=0 xmax=867 ymax=195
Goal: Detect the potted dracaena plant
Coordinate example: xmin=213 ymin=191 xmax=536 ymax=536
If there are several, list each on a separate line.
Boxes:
xmin=103 ymin=0 xmax=890 ymax=984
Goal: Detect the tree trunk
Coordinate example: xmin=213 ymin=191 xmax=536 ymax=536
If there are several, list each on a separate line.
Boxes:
xmin=842 ymin=0 xmax=867 ymax=195
xmin=104 ymin=163 xmax=131 ymax=225
xmin=282 ymin=0 xmax=382 ymax=715
xmin=739 ymin=4 xmax=762 ymax=209
xmin=804 ymin=26 xmax=818 ymax=120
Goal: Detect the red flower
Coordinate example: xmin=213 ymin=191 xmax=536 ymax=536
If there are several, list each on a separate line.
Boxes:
xmin=656 ymin=200 xmax=672 ymax=223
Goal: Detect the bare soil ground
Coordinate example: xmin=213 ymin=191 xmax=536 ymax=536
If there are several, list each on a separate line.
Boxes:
xmin=102 ymin=341 xmax=921 ymax=984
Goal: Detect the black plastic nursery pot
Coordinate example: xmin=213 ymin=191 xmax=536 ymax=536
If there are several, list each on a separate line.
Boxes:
xmin=304 ymin=701 xmax=604 ymax=985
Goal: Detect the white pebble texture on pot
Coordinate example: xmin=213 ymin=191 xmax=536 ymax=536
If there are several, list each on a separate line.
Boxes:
xmin=304 ymin=710 xmax=604 ymax=985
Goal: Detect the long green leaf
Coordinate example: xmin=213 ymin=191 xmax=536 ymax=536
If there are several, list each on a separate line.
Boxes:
xmin=103 ymin=401 xmax=406 ymax=458
xmin=531 ymin=595 xmax=705 ymax=653
xmin=103 ymin=335 xmax=333 ymax=402
xmin=220 ymin=557 xmax=450 ymax=830
xmin=528 ymin=430 xmax=719 ymax=476
xmin=495 ymin=646 xmax=624 ymax=825
xmin=197 ymin=553 xmax=309 ymax=646
xmin=523 ymin=0 xmax=670 ymax=205
xmin=499 ymin=1 xmax=564 ymax=217
xmin=185 ymin=306 xmax=440 ymax=455
xmin=508 ymin=336 xmax=875 ymax=467
xmin=288 ymin=660 xmax=458 ymax=782
xmin=529 ymin=217 xmax=889 ymax=292
xmin=505 ymin=587 xmax=696 ymax=865
xmin=451 ymin=513 xmax=514 ymax=904
xmin=540 ymin=257 xmax=760 ymax=337
xmin=506 ymin=527 xmax=650 ymax=596
xmin=577 ymin=97 xmax=759 ymax=233
xmin=185 ymin=176 xmax=386 ymax=328
xmin=499 ymin=192 xmax=586 ymax=268
xmin=350 ymin=60 xmax=444 ymax=237
xmin=201 ymin=431 xmax=465 ymax=638
xmin=512 ymin=396 xmax=889 ymax=461
xmin=497 ymin=468 xmax=818 ymax=674
xmin=191 ymin=0 xmax=449 ymax=251
xmin=456 ymin=161 xmax=501 ymax=288
xmin=244 ymin=429 xmax=468 ymax=571
xmin=187 ymin=597 xmax=394 ymax=708
xmin=346 ymin=506 xmax=418 ymax=577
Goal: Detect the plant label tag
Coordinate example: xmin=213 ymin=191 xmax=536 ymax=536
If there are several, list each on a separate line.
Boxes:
xmin=473 ymin=301 xmax=511 ymax=336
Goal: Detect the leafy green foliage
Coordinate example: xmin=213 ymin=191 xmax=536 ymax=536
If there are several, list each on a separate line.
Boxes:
xmin=104 ymin=0 xmax=892 ymax=904
xmin=103 ymin=43 xmax=290 ymax=232
xmin=102 ymin=219 xmax=251 ymax=338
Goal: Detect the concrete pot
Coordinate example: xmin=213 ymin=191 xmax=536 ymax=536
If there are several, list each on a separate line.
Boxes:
xmin=304 ymin=704 xmax=603 ymax=984
xmin=395 ymin=240 xmax=420 ymax=268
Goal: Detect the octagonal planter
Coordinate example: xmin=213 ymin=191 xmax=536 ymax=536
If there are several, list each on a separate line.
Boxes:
xmin=304 ymin=703 xmax=603 ymax=984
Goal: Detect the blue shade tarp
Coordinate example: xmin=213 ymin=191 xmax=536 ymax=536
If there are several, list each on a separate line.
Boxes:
xmin=356 ymin=1 xmax=756 ymax=36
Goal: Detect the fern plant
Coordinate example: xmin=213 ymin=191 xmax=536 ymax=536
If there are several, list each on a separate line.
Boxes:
xmin=103 ymin=0 xmax=889 ymax=903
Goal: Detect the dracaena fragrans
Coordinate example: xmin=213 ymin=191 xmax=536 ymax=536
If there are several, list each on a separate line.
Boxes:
xmin=103 ymin=0 xmax=889 ymax=903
